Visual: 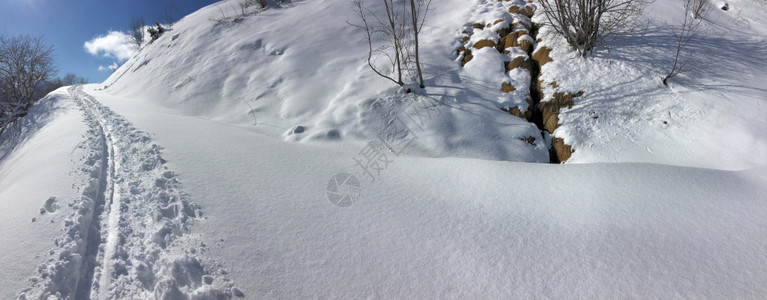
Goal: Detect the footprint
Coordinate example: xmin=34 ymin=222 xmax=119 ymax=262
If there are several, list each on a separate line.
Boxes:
xmin=40 ymin=197 xmax=59 ymax=214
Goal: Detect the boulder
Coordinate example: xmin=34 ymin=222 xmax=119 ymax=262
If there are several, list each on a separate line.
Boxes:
xmin=497 ymin=31 xmax=520 ymax=52
xmin=522 ymin=4 xmax=535 ymax=18
xmin=532 ymin=46 xmax=553 ymax=66
xmin=473 ymin=39 xmax=497 ymax=50
xmin=551 ymin=137 xmax=573 ymax=163
xmin=506 ymin=56 xmax=534 ymax=74
xmin=501 ymin=82 xmax=516 ymax=93
xmin=460 ymin=48 xmax=473 ymax=66
xmin=518 ymin=35 xmax=533 ymax=53
xmin=538 ymin=91 xmax=583 ymax=133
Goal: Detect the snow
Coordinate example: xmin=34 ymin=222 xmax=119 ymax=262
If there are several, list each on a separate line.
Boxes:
xmin=0 ymin=91 xmax=88 ymax=297
xmin=56 ymin=86 xmax=767 ymax=298
xmin=532 ymin=0 xmax=767 ymax=169
xmin=2 ymin=0 xmax=766 ymax=298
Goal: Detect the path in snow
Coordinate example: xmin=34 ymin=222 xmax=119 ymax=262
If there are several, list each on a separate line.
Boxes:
xmin=18 ymin=86 xmax=242 ymax=299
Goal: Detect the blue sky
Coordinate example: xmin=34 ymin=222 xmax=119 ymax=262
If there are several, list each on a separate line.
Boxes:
xmin=0 ymin=0 xmax=216 ymax=83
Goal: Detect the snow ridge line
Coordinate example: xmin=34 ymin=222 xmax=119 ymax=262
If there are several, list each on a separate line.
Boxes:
xmin=18 ymin=86 xmax=242 ymax=299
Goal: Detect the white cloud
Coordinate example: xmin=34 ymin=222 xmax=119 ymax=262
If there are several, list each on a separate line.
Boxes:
xmin=97 ymin=62 xmax=121 ymax=72
xmin=84 ymin=31 xmax=136 ymax=61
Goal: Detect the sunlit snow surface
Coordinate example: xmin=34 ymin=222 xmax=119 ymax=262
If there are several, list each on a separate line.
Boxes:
xmin=2 ymin=0 xmax=766 ymax=298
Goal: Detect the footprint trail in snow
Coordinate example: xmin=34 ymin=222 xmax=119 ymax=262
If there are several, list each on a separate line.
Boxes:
xmin=18 ymin=86 xmax=242 ymax=299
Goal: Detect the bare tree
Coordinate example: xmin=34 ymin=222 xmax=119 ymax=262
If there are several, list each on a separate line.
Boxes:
xmin=52 ymin=73 xmax=88 ymax=88
xmin=59 ymin=73 xmax=89 ymax=85
xmin=350 ymin=0 xmax=406 ymax=87
xmin=663 ymin=0 xmax=709 ymax=86
xmin=350 ymin=0 xmax=430 ymax=90
xmin=129 ymin=17 xmax=145 ymax=48
xmin=409 ymin=0 xmax=431 ymax=88
xmin=36 ymin=73 xmax=88 ymax=98
xmin=0 ymin=35 xmax=56 ymax=105
xmin=539 ymin=0 xmax=652 ymax=57
xmin=0 ymin=35 xmax=56 ymax=135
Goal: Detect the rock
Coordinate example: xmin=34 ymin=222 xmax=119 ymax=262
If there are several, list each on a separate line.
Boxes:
xmin=506 ymin=56 xmax=534 ymax=74
xmin=498 ymin=31 xmax=519 ymax=52
xmin=518 ymin=35 xmax=533 ymax=53
xmin=496 ymin=25 xmax=511 ymax=38
xmin=501 ymin=82 xmax=516 ymax=93
xmin=512 ymin=21 xmax=531 ymax=31
xmin=519 ymin=136 xmax=536 ymax=145
xmin=460 ymin=48 xmax=473 ymax=66
xmin=522 ymin=4 xmax=535 ymax=18
xmin=538 ymin=91 xmax=584 ymax=133
xmin=551 ymin=137 xmax=573 ymax=163
xmin=502 ymin=106 xmax=527 ymax=119
xmin=473 ymin=39 xmax=496 ymax=50
xmin=532 ymin=46 xmax=553 ymax=66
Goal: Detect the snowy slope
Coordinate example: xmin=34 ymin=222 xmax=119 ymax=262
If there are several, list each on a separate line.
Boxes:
xmin=2 ymin=0 xmax=767 ymax=299
xmin=5 ymin=85 xmax=765 ymax=298
xmin=0 ymin=91 xmax=89 ymax=298
xmin=533 ymin=0 xmax=767 ymax=169
xmin=101 ymin=0 xmax=549 ymax=162
xmin=102 ymin=0 xmax=767 ymax=169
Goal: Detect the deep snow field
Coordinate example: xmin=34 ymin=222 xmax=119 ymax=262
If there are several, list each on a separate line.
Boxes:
xmin=1 ymin=0 xmax=766 ymax=298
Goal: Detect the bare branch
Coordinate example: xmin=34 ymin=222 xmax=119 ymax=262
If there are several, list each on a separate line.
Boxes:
xmin=1 ymin=35 xmax=56 ymax=135
xmin=129 ymin=17 xmax=146 ymax=49
xmin=540 ymin=0 xmax=653 ymax=57
xmin=663 ymin=0 xmax=708 ymax=86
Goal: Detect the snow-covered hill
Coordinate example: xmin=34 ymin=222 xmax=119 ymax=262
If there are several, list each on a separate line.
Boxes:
xmin=1 ymin=0 xmax=766 ymax=298
xmin=100 ymin=0 xmax=549 ymax=163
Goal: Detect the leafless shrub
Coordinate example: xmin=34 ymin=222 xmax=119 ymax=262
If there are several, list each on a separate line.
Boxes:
xmin=349 ymin=0 xmax=430 ymax=90
xmin=239 ymin=0 xmax=263 ymax=16
xmin=539 ymin=0 xmax=653 ymax=57
xmin=209 ymin=5 xmax=237 ymax=27
xmin=210 ymin=0 xmax=285 ymax=28
xmin=350 ymin=0 xmax=407 ymax=87
xmin=663 ymin=0 xmax=709 ymax=86
xmin=129 ymin=17 xmax=145 ymax=48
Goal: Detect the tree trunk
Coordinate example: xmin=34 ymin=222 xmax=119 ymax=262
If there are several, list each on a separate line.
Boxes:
xmin=410 ymin=0 xmax=425 ymax=88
